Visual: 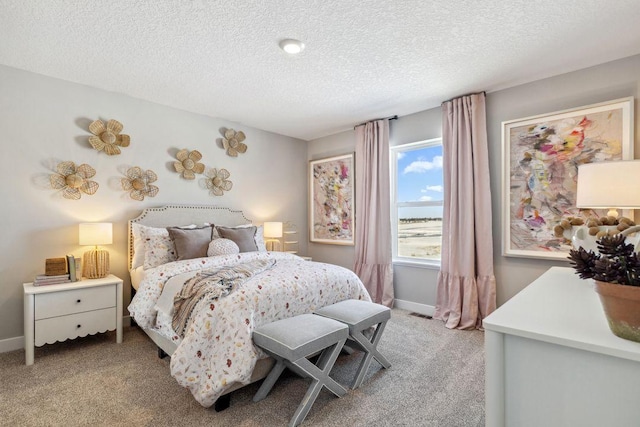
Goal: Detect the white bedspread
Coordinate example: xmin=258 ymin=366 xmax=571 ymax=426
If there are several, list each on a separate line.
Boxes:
xmin=128 ymin=251 xmax=370 ymax=407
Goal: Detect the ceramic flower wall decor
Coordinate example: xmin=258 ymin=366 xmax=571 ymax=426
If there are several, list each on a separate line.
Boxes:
xmin=222 ymin=129 xmax=247 ymax=157
xmin=206 ymin=168 xmax=233 ymax=196
xmin=174 ymin=149 xmax=205 ymax=179
xmin=121 ymin=166 xmax=159 ymax=201
xmin=88 ymin=119 xmax=130 ymax=155
xmin=50 ymin=161 xmax=99 ymax=200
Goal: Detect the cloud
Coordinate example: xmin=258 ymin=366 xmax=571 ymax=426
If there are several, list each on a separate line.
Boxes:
xmin=403 ymin=155 xmax=443 ymax=173
xmin=397 ymin=152 xmax=406 ymax=160
xmin=421 ymin=185 xmax=443 ymax=193
xmin=418 ymin=196 xmax=434 ymax=201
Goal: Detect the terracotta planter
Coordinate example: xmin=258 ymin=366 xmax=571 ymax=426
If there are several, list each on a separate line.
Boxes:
xmin=594 ymin=280 xmax=640 ymax=343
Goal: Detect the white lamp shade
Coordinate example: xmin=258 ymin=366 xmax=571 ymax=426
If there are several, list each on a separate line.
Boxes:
xmin=263 ymin=222 xmax=283 ymax=238
xmin=576 ymin=161 xmax=640 ymax=209
xmin=79 ymin=223 xmax=113 ymax=246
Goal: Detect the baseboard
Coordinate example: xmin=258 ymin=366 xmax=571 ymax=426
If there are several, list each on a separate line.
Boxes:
xmin=0 ymin=335 xmax=24 ymax=353
xmin=394 ymin=299 xmax=435 ymax=317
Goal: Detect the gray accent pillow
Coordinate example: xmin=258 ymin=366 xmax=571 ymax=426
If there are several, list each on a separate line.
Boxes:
xmin=167 ymin=226 xmax=213 ymax=260
xmin=216 ymin=226 xmax=258 ymax=252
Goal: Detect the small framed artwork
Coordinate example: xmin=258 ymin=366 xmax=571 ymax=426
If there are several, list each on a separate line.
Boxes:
xmin=502 ymin=97 xmax=634 ymax=260
xmin=309 ymin=153 xmax=355 ymax=245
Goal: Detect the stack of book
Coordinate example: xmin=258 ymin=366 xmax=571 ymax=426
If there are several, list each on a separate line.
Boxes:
xmin=33 ymin=254 xmax=79 ymax=286
xmin=33 ymin=273 xmax=71 ymax=286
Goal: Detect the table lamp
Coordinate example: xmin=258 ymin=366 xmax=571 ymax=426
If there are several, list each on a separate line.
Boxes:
xmin=263 ymin=222 xmax=283 ymax=251
xmin=574 ymin=161 xmax=640 ymax=251
xmin=576 ymin=161 xmax=640 ymax=218
xmin=79 ymin=222 xmax=113 ymax=278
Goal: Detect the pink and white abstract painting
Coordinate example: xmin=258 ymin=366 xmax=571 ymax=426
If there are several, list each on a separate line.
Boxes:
xmin=309 ymin=153 xmax=355 ymax=245
xmin=503 ymin=98 xmax=633 ymax=259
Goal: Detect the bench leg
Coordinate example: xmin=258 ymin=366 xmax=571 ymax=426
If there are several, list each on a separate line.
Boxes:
xmin=288 ymin=339 xmax=347 ymax=427
xmin=292 ymin=340 xmax=347 ymax=398
xmin=253 ymin=359 xmax=286 ymax=402
xmin=351 ymin=321 xmax=391 ymax=389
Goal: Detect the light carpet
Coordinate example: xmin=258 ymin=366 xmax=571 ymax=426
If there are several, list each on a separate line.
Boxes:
xmin=0 ymin=309 xmax=485 ymax=426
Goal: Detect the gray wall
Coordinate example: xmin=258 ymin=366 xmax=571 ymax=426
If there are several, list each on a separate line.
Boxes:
xmin=3 ymin=53 xmax=640 ymax=344
xmin=308 ymin=54 xmax=640 ymax=311
xmin=489 ymin=54 xmax=640 ymax=304
xmin=0 ymin=65 xmax=308 ymax=344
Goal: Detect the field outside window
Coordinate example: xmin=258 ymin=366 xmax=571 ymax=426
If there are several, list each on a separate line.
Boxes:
xmin=391 ymin=139 xmax=443 ymax=265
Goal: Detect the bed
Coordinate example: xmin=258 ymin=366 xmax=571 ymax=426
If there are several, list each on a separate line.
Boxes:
xmin=126 ymin=204 xmax=371 ymax=408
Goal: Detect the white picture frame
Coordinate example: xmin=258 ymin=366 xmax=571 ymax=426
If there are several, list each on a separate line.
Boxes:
xmin=309 ymin=153 xmax=355 ymax=245
xmin=502 ymin=97 xmax=634 ymax=260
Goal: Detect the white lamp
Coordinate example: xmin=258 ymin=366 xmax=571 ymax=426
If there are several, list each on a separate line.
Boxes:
xmin=79 ymin=222 xmax=112 ymax=279
xmin=577 ymin=161 xmax=640 ymax=218
xmin=263 ymin=222 xmax=283 ymax=251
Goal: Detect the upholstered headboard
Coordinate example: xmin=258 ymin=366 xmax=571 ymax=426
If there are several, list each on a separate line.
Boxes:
xmin=127 ymin=205 xmax=251 ymax=270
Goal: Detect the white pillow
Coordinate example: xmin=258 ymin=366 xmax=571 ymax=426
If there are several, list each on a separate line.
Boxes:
xmin=207 ymin=238 xmax=240 ymax=256
xmin=134 ymin=224 xmax=197 ymax=270
xmin=131 ymin=223 xmax=147 ymax=269
xmin=253 ymin=225 xmax=266 ymax=252
xmin=142 ymin=227 xmax=177 ymax=270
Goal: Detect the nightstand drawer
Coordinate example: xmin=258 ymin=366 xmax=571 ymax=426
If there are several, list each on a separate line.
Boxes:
xmin=35 ymin=307 xmax=116 ymax=346
xmin=35 ymin=285 xmax=115 ymax=320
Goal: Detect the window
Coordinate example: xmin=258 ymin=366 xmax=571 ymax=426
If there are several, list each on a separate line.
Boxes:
xmin=390 ymin=138 xmax=443 ymax=266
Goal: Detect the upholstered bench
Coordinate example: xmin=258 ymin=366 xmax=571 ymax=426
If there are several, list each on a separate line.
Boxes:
xmin=252 ymin=313 xmax=349 ymax=427
xmin=315 ymin=299 xmax=391 ymax=388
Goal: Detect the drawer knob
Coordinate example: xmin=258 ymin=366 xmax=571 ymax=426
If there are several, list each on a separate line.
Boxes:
xmin=76 ymin=299 xmax=81 ymax=303
xmin=77 ymin=324 xmax=81 ymax=328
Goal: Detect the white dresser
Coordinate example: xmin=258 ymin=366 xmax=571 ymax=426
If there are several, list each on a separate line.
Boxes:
xmin=483 ymin=267 xmax=640 ymax=427
xmin=23 ymin=274 xmax=123 ymax=365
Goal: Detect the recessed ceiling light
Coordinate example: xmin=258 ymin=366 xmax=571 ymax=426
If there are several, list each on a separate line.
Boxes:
xmin=279 ymin=39 xmax=305 ymax=54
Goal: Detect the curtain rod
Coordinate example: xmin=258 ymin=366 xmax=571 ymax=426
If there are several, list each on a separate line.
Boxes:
xmin=353 ymin=115 xmax=398 ymax=129
xmin=441 ymin=91 xmax=486 ymax=104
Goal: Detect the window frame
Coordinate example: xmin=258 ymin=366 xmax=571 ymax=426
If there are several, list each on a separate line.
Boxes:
xmin=390 ymin=137 xmax=443 ymax=269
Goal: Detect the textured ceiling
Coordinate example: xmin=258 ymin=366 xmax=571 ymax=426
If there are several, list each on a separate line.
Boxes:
xmin=2 ymin=0 xmax=640 ymax=141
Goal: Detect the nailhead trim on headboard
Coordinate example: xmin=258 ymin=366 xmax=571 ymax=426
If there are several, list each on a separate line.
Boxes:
xmin=127 ymin=205 xmax=252 ymax=270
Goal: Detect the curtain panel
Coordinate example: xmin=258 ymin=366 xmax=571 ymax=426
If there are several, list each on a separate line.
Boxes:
xmin=354 ymin=119 xmax=394 ymax=307
xmin=434 ymin=93 xmax=496 ymax=329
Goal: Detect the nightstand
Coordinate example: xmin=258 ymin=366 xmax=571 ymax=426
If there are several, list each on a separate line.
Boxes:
xmin=23 ymin=274 xmax=123 ymax=365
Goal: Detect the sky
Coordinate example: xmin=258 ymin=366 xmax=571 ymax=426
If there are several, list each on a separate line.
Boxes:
xmin=396 ymin=144 xmax=444 ymax=219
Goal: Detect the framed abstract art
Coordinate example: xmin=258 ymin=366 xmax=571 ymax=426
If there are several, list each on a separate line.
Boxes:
xmin=502 ymin=97 xmax=634 ymax=260
xmin=309 ymin=153 xmax=355 ymax=245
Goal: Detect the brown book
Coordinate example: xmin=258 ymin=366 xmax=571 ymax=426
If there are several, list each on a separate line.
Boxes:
xmin=45 ymin=257 xmax=67 ymax=276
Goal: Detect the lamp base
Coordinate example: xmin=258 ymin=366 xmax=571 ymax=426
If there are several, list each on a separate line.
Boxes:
xmin=265 ymin=239 xmax=281 ymax=252
xmin=83 ymin=249 xmax=110 ymax=279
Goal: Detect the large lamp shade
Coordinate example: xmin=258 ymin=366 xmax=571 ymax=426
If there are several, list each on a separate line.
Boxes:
xmin=577 ymin=161 xmax=640 ymax=215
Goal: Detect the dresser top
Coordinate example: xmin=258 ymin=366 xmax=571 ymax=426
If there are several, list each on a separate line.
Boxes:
xmin=23 ymin=274 xmax=122 ymax=295
xmin=483 ymin=266 xmax=640 ymax=362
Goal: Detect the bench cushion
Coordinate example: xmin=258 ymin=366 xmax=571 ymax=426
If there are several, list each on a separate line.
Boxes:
xmin=315 ymin=299 xmax=390 ymax=330
xmin=253 ymin=313 xmax=348 ymax=361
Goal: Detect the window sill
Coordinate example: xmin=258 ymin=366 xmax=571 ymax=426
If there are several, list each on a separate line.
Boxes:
xmin=392 ymin=259 xmax=441 ymax=270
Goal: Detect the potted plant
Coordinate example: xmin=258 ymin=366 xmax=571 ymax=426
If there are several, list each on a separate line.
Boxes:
xmin=568 ymin=230 xmax=640 ymax=343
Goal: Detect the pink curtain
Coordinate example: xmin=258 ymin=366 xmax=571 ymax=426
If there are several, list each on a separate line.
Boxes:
xmin=434 ymin=93 xmax=496 ymax=329
xmin=354 ymin=119 xmax=394 ymax=307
